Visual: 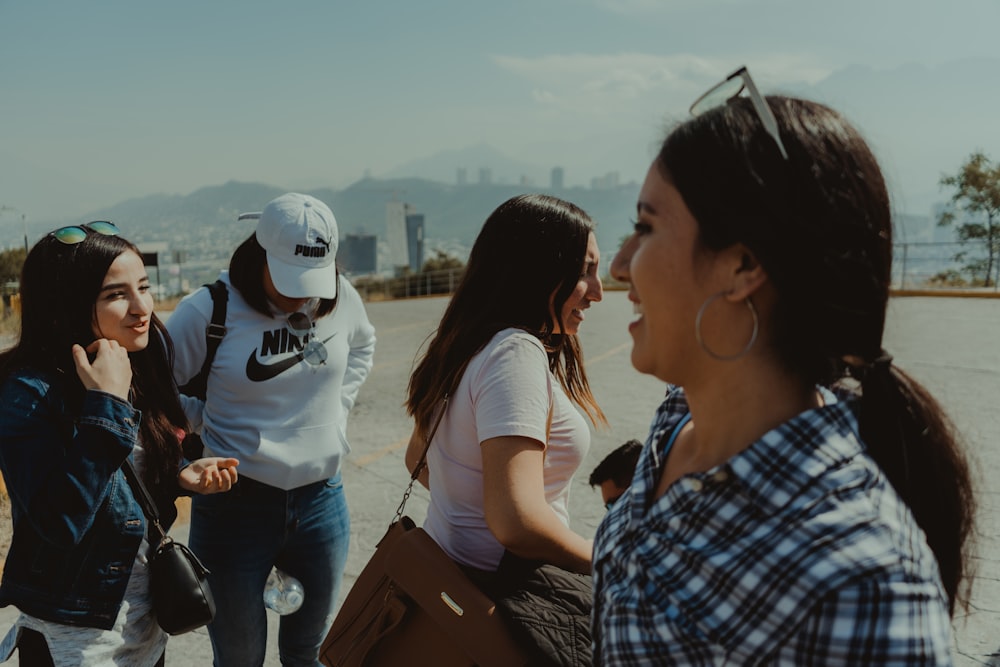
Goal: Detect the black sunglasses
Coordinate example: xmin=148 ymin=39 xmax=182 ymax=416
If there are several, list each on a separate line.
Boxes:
xmin=49 ymin=220 xmax=120 ymax=245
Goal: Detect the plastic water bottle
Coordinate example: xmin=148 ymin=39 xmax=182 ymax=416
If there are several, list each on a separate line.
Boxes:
xmin=263 ymin=568 xmax=305 ymax=615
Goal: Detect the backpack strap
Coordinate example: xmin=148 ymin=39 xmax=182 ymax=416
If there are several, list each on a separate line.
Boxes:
xmin=178 ymin=280 xmax=228 ymax=460
xmin=178 ymin=280 xmax=228 ymax=401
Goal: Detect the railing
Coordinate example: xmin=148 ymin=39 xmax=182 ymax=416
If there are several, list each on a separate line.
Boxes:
xmin=894 ymin=241 xmax=997 ymax=290
xmin=347 ymin=243 xmax=997 ymax=301
xmin=350 ymin=268 xmax=464 ymax=301
xmin=8 ymin=241 xmax=985 ymax=307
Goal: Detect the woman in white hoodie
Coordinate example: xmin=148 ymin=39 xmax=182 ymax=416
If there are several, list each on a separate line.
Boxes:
xmin=168 ymin=193 xmax=376 ymax=666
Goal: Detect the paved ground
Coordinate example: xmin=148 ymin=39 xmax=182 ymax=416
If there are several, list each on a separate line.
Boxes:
xmin=1 ymin=292 xmax=998 ymax=665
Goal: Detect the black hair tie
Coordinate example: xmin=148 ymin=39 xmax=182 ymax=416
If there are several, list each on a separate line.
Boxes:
xmin=845 ymin=350 xmax=893 ymax=382
xmin=870 ymin=350 xmax=893 ymax=374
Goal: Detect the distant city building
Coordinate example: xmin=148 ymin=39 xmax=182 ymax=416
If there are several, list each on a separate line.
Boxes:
xmin=591 ymin=171 xmax=621 ymax=190
xmin=386 ymin=201 xmax=427 ymax=273
xmin=551 ymin=166 xmax=565 ymax=190
xmin=519 ymin=174 xmax=532 ymax=186
xmin=405 ymin=213 xmax=425 ymax=273
xmin=478 ymin=167 xmax=492 ymax=185
xmin=339 ymin=233 xmax=377 ymax=275
xmin=386 ymin=201 xmax=410 ymax=270
xmin=456 ymin=167 xmax=467 ymax=186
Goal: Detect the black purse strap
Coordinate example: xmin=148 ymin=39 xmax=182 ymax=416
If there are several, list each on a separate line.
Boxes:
xmin=392 ymin=396 xmax=449 ymax=523
xmin=122 ymin=458 xmax=170 ymax=545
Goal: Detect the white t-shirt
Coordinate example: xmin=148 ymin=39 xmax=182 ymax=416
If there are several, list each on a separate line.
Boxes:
xmin=423 ymin=328 xmax=591 ymax=571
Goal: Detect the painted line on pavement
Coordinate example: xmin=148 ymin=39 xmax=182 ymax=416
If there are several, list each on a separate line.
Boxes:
xmin=588 ymin=342 xmax=631 ymax=365
xmin=374 ymin=320 xmax=435 ymax=335
xmin=353 ymin=436 xmax=409 ymax=467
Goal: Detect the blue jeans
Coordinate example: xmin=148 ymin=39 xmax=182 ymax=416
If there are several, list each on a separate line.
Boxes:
xmin=189 ymin=473 xmax=350 ymax=667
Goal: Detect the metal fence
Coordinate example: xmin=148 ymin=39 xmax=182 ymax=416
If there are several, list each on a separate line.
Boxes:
xmin=351 ymin=268 xmax=465 ymax=301
xmin=346 ymin=242 xmax=996 ymax=301
xmin=124 ymin=240 xmax=995 ymax=306
xmin=894 ymin=241 xmax=997 ymax=289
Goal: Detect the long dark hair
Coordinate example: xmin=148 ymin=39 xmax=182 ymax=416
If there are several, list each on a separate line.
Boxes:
xmin=229 ymin=233 xmax=338 ymax=318
xmin=406 ymin=194 xmax=606 ymax=439
xmin=659 ymin=96 xmax=975 ymax=613
xmin=0 ymin=229 xmax=189 ymax=488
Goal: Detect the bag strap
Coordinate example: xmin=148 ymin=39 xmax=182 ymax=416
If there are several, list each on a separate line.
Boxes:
xmin=122 ymin=458 xmax=170 ymax=545
xmin=178 ymin=280 xmax=228 ymax=400
xmin=392 ymin=397 xmax=449 ymax=524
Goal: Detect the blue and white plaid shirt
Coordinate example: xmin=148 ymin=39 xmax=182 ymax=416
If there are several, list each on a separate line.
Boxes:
xmin=592 ymin=386 xmax=953 ymax=665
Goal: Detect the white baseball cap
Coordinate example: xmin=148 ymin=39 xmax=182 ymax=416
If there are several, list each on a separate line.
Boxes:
xmin=252 ymin=193 xmax=339 ymax=299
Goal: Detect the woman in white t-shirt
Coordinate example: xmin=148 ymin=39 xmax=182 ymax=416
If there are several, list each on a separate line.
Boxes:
xmin=404 ymin=194 xmax=606 ymax=578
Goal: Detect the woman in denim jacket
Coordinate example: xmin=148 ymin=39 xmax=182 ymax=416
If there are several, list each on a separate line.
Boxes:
xmin=0 ymin=222 xmax=238 ymax=666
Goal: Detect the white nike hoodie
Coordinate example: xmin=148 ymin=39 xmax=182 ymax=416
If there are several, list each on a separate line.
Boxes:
xmin=167 ymin=271 xmax=376 ymax=489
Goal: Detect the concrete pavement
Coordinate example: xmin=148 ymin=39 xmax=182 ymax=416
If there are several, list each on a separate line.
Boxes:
xmin=2 ymin=292 xmax=998 ymax=665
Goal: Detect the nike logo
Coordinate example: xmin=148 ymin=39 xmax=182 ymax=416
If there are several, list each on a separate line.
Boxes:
xmin=245 ymin=333 xmax=336 ymax=382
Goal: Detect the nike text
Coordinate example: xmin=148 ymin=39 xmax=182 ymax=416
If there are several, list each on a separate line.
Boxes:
xmin=262 ymin=328 xmax=308 ymax=356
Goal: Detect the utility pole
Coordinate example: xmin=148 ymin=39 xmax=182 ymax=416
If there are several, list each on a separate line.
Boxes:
xmin=0 ymin=206 xmax=27 ymax=251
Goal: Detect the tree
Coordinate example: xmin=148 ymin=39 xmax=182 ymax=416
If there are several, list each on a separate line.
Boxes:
xmin=938 ymin=152 xmax=1000 ymax=287
xmin=420 ymin=249 xmax=464 ymax=273
xmin=385 ymin=250 xmax=462 ymax=299
xmin=0 ymin=248 xmax=26 ymax=287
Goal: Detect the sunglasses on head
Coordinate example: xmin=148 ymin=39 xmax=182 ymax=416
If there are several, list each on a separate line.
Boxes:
xmin=49 ymin=221 xmax=120 ymax=245
xmin=689 ymin=66 xmax=789 ymax=160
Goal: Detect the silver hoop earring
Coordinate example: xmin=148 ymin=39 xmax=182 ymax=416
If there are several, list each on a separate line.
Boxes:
xmin=695 ymin=292 xmax=759 ymax=361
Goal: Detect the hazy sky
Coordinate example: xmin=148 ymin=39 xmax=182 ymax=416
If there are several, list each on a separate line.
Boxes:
xmin=2 ymin=0 xmax=999 ymax=223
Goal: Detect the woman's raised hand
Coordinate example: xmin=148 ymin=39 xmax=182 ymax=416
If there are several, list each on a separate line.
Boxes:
xmin=72 ymin=340 xmax=132 ymax=400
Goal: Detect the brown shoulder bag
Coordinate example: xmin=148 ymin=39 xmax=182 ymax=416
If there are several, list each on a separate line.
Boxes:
xmin=320 ymin=398 xmax=530 ymax=667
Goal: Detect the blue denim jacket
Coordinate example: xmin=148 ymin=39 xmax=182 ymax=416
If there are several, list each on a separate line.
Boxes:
xmin=0 ymin=367 xmax=177 ymax=630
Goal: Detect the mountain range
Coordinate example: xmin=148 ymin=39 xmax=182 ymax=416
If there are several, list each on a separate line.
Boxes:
xmin=5 ymin=176 xmax=640 ymax=291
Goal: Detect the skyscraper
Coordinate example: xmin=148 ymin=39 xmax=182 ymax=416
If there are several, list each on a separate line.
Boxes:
xmin=405 ymin=213 xmax=424 ymax=273
xmin=386 ymin=201 xmax=409 ymax=271
xmin=551 ymin=166 xmax=565 ymax=189
xmin=339 ymin=233 xmax=377 ymax=275
xmin=387 ymin=201 xmax=426 ymax=274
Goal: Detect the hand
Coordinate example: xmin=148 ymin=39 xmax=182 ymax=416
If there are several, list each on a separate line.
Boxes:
xmin=179 ymin=457 xmax=240 ymax=494
xmin=72 ymin=340 xmax=132 ymax=400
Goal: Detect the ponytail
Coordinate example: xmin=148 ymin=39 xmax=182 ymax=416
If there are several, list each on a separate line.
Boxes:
xmin=854 ymin=360 xmax=976 ymax=614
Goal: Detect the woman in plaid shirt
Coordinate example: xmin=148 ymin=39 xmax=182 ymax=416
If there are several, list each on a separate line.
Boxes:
xmin=592 ymin=69 xmax=975 ymax=665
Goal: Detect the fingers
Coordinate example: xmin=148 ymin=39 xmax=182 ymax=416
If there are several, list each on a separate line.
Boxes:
xmin=205 ymin=458 xmax=239 ymax=490
xmin=71 ymin=344 xmax=90 ymax=373
xmin=181 ymin=457 xmax=240 ymax=494
xmin=205 ymin=464 xmax=238 ymax=492
xmin=73 ymin=339 xmax=132 ymax=399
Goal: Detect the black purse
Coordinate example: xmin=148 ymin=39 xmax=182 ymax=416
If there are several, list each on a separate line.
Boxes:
xmin=123 ymin=460 xmax=216 ymax=635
